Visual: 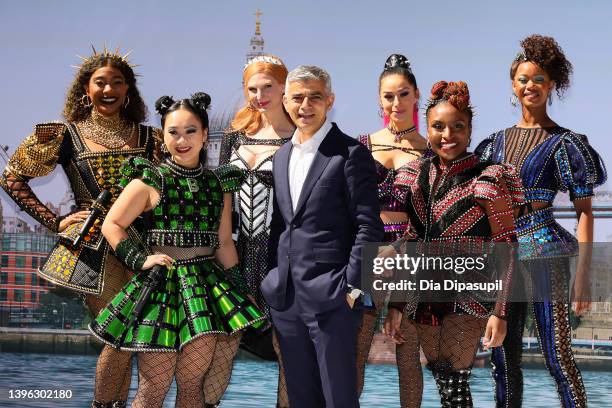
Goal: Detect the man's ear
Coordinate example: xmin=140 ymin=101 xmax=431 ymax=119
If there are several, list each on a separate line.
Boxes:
xmin=327 ymin=93 xmax=335 ymax=111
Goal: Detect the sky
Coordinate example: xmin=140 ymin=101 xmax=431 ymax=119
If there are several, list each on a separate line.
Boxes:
xmin=0 ymin=0 xmax=611 ymax=238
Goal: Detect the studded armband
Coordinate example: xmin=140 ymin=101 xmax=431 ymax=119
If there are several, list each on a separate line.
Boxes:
xmin=115 ymin=238 xmax=148 ymax=272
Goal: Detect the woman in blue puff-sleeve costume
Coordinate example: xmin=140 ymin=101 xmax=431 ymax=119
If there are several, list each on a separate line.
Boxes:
xmin=476 ymin=35 xmax=606 ymax=408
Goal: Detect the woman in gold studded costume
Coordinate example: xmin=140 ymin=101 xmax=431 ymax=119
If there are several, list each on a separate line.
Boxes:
xmin=0 ymin=48 xmax=161 ymax=408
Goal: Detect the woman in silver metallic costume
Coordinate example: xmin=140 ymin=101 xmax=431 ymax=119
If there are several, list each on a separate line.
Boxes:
xmin=215 ymin=54 xmax=295 ymax=408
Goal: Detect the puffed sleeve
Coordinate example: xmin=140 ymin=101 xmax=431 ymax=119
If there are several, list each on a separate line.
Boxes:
xmin=119 ymin=157 xmax=163 ymax=191
xmin=219 ymin=129 xmax=240 ymax=166
xmin=0 ymin=122 xmax=68 ymax=231
xmin=555 ymin=133 xmax=607 ymax=200
xmin=474 ymin=130 xmax=504 ymax=163
xmin=150 ymin=127 xmax=164 ymax=165
xmin=213 ymin=164 xmax=245 ymax=193
xmin=5 ymin=122 xmax=67 ymax=178
xmin=474 ymin=163 xmax=525 ymax=209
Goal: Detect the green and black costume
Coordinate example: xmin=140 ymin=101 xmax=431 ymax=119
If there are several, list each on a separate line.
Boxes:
xmin=89 ymin=157 xmax=266 ymax=352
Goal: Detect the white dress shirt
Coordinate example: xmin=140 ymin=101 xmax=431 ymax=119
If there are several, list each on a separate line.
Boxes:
xmin=288 ymin=120 xmax=332 ymax=211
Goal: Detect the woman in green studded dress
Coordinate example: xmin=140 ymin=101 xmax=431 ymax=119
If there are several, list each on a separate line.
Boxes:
xmin=89 ymin=93 xmax=265 ymax=408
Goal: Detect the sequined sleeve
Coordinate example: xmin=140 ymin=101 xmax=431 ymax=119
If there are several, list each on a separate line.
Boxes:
xmin=119 ymin=157 xmax=163 ymax=191
xmin=151 ymin=127 xmax=164 ymax=165
xmin=213 ymin=164 xmax=245 ymax=193
xmin=555 ymin=132 xmax=607 ymax=200
xmin=219 ymin=130 xmax=240 ymax=166
xmin=474 ymin=163 xmax=525 ymax=209
xmin=474 ymin=131 xmax=501 ymax=162
xmin=394 ymin=157 xmax=421 ymax=205
xmin=0 ymin=122 xmax=67 ymax=231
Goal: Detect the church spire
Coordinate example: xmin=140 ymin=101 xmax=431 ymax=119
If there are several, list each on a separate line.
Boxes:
xmin=246 ymin=9 xmax=265 ymax=63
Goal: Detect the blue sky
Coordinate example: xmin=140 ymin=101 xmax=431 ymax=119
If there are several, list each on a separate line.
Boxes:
xmin=1 ymin=0 xmax=611 ymax=237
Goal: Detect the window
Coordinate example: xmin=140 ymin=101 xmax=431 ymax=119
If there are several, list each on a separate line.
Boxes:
xmin=30 ymin=291 xmax=37 ymax=303
xmin=16 ymin=237 xmax=27 ymax=251
xmin=14 ymin=289 xmax=24 ymax=302
xmin=1 ymin=255 xmax=8 ymax=267
xmin=15 ymin=273 xmax=26 ymax=285
xmin=31 ymin=274 xmax=37 ymax=286
xmin=31 ymin=257 xmax=38 ymax=269
xmin=2 ymin=236 xmax=10 ymax=251
xmin=0 ymin=289 xmax=7 ymax=301
xmin=0 ymin=272 xmax=8 ymax=284
xmin=15 ymin=256 xmax=26 ymax=268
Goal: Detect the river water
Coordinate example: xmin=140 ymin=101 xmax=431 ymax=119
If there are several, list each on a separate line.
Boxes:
xmin=0 ymin=353 xmax=609 ymax=407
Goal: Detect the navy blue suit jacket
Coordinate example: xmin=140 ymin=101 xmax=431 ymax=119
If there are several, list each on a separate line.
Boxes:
xmin=261 ymin=123 xmax=384 ymax=313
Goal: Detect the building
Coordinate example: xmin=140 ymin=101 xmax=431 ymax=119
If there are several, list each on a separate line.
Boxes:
xmin=206 ymin=9 xmax=268 ymax=169
xmin=245 ymin=9 xmax=265 ymax=63
xmin=0 ymin=231 xmax=56 ymax=326
xmin=2 ymin=216 xmax=32 ymax=233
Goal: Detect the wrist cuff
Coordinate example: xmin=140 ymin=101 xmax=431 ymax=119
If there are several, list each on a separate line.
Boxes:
xmin=115 ymin=238 xmax=147 ymax=271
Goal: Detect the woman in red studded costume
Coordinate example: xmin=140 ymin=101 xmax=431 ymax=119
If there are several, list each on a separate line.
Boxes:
xmin=384 ymin=81 xmax=524 ymax=407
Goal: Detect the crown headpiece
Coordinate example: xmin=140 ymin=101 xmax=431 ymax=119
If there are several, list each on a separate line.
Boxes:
xmin=244 ymin=55 xmax=284 ymax=71
xmin=72 ymin=45 xmax=138 ymax=70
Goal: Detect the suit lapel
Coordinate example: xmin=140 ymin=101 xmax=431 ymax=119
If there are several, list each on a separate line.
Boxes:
xmin=292 ymin=126 xmax=335 ymax=219
xmin=274 ymin=142 xmax=294 ymax=222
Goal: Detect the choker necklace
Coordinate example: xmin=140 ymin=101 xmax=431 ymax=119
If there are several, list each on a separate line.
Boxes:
xmin=387 ymin=124 xmax=416 ymax=143
xmin=78 ymin=109 xmax=135 ymax=149
xmin=164 ymin=158 xmax=204 ymax=178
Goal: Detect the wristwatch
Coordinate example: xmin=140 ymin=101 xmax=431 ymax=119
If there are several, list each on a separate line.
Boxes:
xmin=347 ymin=285 xmax=364 ymax=300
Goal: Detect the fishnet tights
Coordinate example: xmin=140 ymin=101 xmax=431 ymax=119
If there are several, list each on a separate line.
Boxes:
xmin=418 ymin=314 xmax=486 ymax=371
xmin=132 ymin=352 xmax=177 ymax=408
xmin=175 ymin=335 xmax=217 ymax=408
xmin=86 ymin=254 xmax=134 ymax=403
xmin=396 ymin=314 xmax=423 ymax=408
xmin=417 ymin=314 xmax=487 ymax=407
xmin=356 ymin=308 xmax=377 ymax=396
xmin=202 ymin=333 xmax=241 ymax=405
xmin=356 ymin=294 xmax=385 ymax=397
xmin=272 ymin=329 xmax=290 ymax=408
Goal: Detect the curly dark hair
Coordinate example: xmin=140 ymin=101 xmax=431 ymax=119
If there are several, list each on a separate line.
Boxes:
xmin=510 ymin=34 xmax=573 ymax=97
xmin=425 ymin=81 xmax=474 ymax=126
xmin=63 ymin=53 xmax=147 ymax=123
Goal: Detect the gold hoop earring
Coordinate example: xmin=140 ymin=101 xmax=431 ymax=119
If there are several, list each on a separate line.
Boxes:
xmin=123 ymin=95 xmax=130 ymax=108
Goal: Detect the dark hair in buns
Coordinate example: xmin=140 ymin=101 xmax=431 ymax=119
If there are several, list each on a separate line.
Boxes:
xmin=155 ymin=92 xmax=212 ymax=129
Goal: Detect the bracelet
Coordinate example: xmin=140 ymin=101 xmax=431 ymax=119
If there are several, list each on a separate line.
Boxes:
xmin=115 ymin=238 xmax=147 ymax=272
xmin=224 ymin=264 xmax=250 ymax=295
xmin=391 ymin=237 xmax=406 ymax=253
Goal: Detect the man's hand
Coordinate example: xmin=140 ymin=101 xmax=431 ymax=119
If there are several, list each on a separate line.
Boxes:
xmin=346 ymin=293 xmax=356 ymax=309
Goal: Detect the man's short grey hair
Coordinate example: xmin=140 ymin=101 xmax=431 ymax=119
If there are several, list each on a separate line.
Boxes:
xmin=285 ymin=65 xmax=332 ymax=94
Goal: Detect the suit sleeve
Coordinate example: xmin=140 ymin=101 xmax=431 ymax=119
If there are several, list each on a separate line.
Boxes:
xmin=343 ymin=144 xmax=384 ymax=288
xmin=267 ymin=155 xmax=283 ymax=272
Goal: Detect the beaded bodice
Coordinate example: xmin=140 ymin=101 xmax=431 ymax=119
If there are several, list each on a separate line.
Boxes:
xmin=359 ymin=134 xmax=428 ymax=212
xmin=476 ymin=126 xmax=607 ymax=204
xmin=224 ymin=133 xmax=289 ymax=238
xmin=120 ymin=157 xmax=243 ymax=248
xmin=0 ymin=121 xmax=160 ymax=232
xmin=397 ymin=154 xmax=524 ymax=243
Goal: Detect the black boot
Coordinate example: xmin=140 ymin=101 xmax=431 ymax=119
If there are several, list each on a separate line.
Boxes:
xmin=430 ymin=361 xmax=473 ymax=407
xmin=110 ymin=401 xmax=127 ymax=408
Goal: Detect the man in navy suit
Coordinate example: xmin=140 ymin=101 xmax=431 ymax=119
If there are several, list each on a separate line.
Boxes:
xmin=261 ymin=65 xmax=384 ymax=408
